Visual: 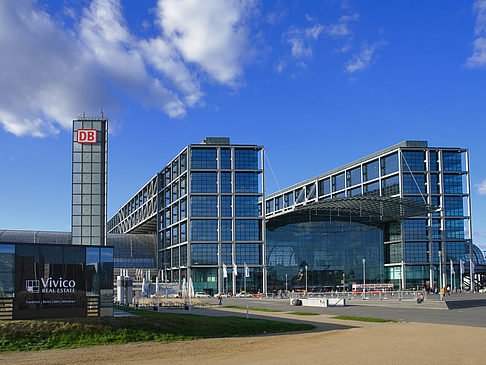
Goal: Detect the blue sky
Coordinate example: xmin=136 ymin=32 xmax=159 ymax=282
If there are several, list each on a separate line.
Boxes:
xmin=1 ymin=0 xmax=486 ymax=251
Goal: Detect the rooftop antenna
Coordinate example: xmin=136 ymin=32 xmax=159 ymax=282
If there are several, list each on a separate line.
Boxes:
xmin=101 ymin=109 xmax=104 ymax=119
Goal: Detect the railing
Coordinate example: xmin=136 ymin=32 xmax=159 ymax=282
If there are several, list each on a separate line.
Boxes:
xmin=289 ymin=290 xmax=421 ymax=301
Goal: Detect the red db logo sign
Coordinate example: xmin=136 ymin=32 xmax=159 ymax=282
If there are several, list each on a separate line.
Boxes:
xmin=77 ymin=129 xmax=97 ymax=143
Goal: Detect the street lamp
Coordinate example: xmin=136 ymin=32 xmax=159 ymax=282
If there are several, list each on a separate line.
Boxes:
xmin=305 ymin=265 xmax=308 ymax=295
xmin=285 ymin=274 xmax=288 ymax=294
xmin=362 ymin=258 xmax=366 ymax=299
xmin=343 ymin=272 xmax=346 ymax=292
xmin=438 ymin=251 xmax=443 ymax=300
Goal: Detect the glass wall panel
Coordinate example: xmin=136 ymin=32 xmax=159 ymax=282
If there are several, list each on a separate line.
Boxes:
xmin=306 ymin=183 xmax=316 ymax=200
xmin=381 ymin=175 xmax=399 ymax=196
xmin=220 ymin=148 xmax=231 ymax=169
xmin=191 ymin=196 xmax=218 ymax=217
xmin=443 ymin=174 xmax=463 ymax=194
xmin=381 ymin=153 xmax=398 ymax=176
xmin=403 ymin=219 xmax=427 ymax=240
xmin=191 ymin=149 xmax=217 ymax=169
xmin=402 ymin=151 xmax=426 ymax=171
xmin=363 ymin=181 xmax=380 ymax=196
xmin=385 ymin=242 xmax=402 ymax=264
xmin=221 ymin=172 xmax=232 ymax=193
xmin=266 ymin=220 xmax=384 ymax=291
xmin=191 ymin=219 xmax=218 ymax=241
xmin=221 ymin=196 xmax=232 ymax=217
xmin=235 ymin=196 xmax=259 ymax=217
xmin=284 ymin=192 xmax=294 ymax=207
xmin=235 ymin=220 xmax=261 ymax=241
xmin=235 ymin=244 xmax=262 ymax=265
xmin=191 ymin=172 xmax=218 ymax=193
xmin=444 ymin=196 xmax=465 ymax=217
xmin=221 ymin=220 xmax=232 ymax=241
xmin=235 ymin=149 xmax=258 ymax=169
xmin=363 ymin=160 xmax=379 ymax=181
xmin=443 ymin=152 xmax=462 ymax=171
xmin=191 ymin=244 xmax=218 ymax=265
xmin=332 ymin=173 xmax=345 ymax=192
xmin=347 ymin=167 xmax=361 ymax=187
xmin=403 ymin=174 xmax=426 ymax=195
xmin=318 ymin=178 xmax=331 ymax=196
xmin=234 ymin=173 xmax=259 ymax=193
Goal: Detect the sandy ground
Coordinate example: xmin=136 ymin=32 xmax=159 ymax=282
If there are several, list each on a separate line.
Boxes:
xmin=2 ymin=312 xmax=485 ymax=365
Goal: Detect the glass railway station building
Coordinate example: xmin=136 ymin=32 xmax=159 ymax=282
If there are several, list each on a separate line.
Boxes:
xmin=1 ymin=126 xmax=486 ymax=317
xmin=106 ymin=138 xmax=485 ymax=294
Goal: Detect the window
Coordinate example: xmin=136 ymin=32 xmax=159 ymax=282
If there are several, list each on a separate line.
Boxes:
xmin=332 ymin=173 xmax=345 ymax=192
xmin=445 ymin=219 xmax=464 ymax=239
xmin=275 ymin=195 xmax=283 ymax=211
xmin=235 ymin=244 xmax=262 ymax=265
xmin=385 ymin=243 xmax=402 ymax=264
xmin=347 ymin=187 xmax=361 ymax=197
xmin=403 ymin=219 xmax=427 ymax=240
xmin=429 ymin=151 xmax=439 ymax=171
xmin=443 ymin=174 xmax=463 ymax=194
xmin=235 ymin=220 xmax=261 ymax=241
xmin=381 ymin=175 xmax=399 ymax=196
xmin=404 ymin=242 xmax=428 ymax=263
xmin=284 ymin=192 xmax=294 ymax=207
xmin=235 ymin=196 xmax=259 ymax=217
xmin=363 ymin=182 xmax=380 ymax=196
xmin=235 ymin=172 xmax=259 ymax=193
xmin=221 ymin=220 xmax=232 ymax=241
xmin=180 ymin=198 xmax=187 ymax=219
xmin=443 ymin=152 xmax=462 ymax=171
xmin=221 ymin=148 xmax=231 ymax=169
xmin=221 ymin=243 xmax=232 ymax=264
xmin=430 ymin=174 xmax=440 ymax=194
xmin=180 ymin=175 xmax=187 ymax=196
xmin=402 ymin=151 xmax=425 ymax=171
xmin=318 ymin=178 xmax=331 ymax=196
xmin=381 ymin=153 xmax=398 ymax=176
xmin=306 ymin=183 xmax=316 ymax=200
xmin=266 ymin=199 xmax=274 ymax=214
xmin=172 ymin=181 xmax=179 ymax=201
xmin=191 ymin=148 xmax=217 ymax=169
xmin=363 ymin=160 xmax=379 ymax=181
xmin=180 ymin=223 xmax=187 ymax=242
xmin=172 ymin=160 xmax=179 ymax=180
xmin=403 ymin=174 xmax=426 ymax=195
xmin=347 ymin=167 xmax=361 ymax=187
xmin=444 ymin=196 xmax=465 ymax=217
xmin=191 ymin=172 xmax=218 ymax=193
xmin=235 ymin=149 xmax=258 ymax=169
xmin=191 ymin=196 xmax=218 ymax=217
xmin=191 ymin=220 xmax=218 ymax=241
xmin=295 ymin=188 xmax=305 ymax=203
xmin=191 ymin=244 xmax=218 ymax=265
xmin=180 ymin=152 xmax=187 ymax=173
xmin=221 ymin=196 xmax=232 ymax=217
xmin=221 ymin=172 xmax=232 ymax=193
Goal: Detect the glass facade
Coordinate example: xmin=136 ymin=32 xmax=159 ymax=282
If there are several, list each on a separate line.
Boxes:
xmin=0 ymin=243 xmax=113 ymax=319
xmin=264 ymin=142 xmax=476 ymax=290
xmin=266 ymin=219 xmax=383 ymax=292
xmin=72 ymin=118 xmax=107 ymax=246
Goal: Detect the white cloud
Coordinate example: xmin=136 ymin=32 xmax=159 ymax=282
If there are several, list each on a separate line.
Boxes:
xmin=467 ymin=0 xmax=486 ymax=68
xmin=475 ymin=177 xmax=486 ymax=194
xmin=345 ymin=41 xmax=384 ymax=73
xmin=326 ymin=13 xmax=359 ymax=37
xmin=0 ymin=0 xmax=254 ymax=137
xmin=155 ymin=0 xmax=255 ymax=86
xmin=284 ymin=21 xmax=324 ymax=60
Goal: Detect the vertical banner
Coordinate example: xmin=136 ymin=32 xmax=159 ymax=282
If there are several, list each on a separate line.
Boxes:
xmin=245 ymin=263 xmax=250 ymax=278
xmin=222 ymin=263 xmax=228 ymax=278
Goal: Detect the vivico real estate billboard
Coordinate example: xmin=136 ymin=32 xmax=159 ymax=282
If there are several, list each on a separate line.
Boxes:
xmin=13 ymin=244 xmax=87 ymax=319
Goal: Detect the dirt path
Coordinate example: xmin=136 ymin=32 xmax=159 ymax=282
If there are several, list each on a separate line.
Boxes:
xmin=2 ymin=314 xmax=485 ymax=365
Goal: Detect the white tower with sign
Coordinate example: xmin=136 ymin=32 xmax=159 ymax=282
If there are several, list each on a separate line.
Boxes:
xmin=71 ymin=115 xmax=108 ymax=246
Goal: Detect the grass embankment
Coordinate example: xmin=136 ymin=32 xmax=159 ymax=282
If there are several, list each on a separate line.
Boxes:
xmin=287 ymin=312 xmax=320 ymax=316
xmin=332 ymin=315 xmax=397 ymax=323
xmin=0 ymin=307 xmax=314 ymax=352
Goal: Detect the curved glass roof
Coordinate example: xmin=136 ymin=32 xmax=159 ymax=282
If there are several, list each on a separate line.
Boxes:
xmin=267 ymin=196 xmax=438 ymax=230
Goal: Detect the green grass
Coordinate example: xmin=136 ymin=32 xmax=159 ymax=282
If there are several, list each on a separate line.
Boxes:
xmin=221 ymin=305 xmax=283 ymax=312
xmin=332 ymin=315 xmax=397 ymax=323
xmin=287 ymin=312 xmax=320 ymax=316
xmin=0 ymin=306 xmax=314 ymax=353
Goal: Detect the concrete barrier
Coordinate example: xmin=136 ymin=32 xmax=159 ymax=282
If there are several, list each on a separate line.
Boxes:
xmin=291 ymin=297 xmax=346 ymax=307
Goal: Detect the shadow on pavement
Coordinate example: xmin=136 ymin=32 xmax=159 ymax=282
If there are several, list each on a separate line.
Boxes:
xmin=446 ymin=299 xmax=486 ymax=310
